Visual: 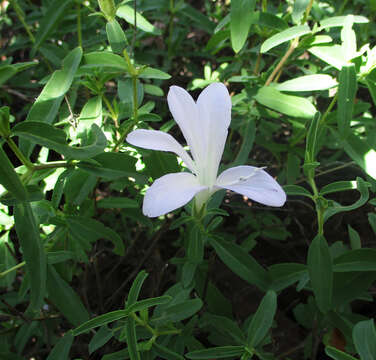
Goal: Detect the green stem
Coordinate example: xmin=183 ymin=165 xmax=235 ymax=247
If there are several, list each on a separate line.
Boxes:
xmin=319 ymin=93 xmax=337 ymax=126
xmin=6 ymin=137 xmax=34 ymax=170
xmin=9 ymin=0 xmax=35 ymax=43
xmin=0 ymin=261 xmax=25 ymax=278
xmin=34 ymin=160 xmax=77 ymax=170
xmin=132 ymin=75 xmax=138 ymax=124
xmin=302 ymin=0 xmax=314 ymax=24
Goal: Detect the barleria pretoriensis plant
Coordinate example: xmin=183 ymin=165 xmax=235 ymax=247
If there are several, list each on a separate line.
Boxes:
xmin=0 ymin=0 xmax=376 ymax=359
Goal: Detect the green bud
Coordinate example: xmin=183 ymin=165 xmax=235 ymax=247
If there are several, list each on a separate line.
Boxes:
xmin=98 ymin=0 xmax=116 ymax=21
xmin=0 ymin=107 xmax=11 ymax=137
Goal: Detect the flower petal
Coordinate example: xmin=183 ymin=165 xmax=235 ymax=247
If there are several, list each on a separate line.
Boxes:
xmin=167 ymin=86 xmax=203 ymax=164
xmin=216 ymin=165 xmax=286 ymax=207
xmin=126 ymin=129 xmax=196 ymax=173
xmin=143 ymin=172 xmax=207 ymax=217
xmin=196 ymin=83 xmax=232 ymax=185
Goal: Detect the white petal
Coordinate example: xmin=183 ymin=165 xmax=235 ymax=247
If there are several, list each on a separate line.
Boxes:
xmin=143 ymin=172 xmax=207 ymax=217
xmin=167 ymin=86 xmax=203 ymax=164
xmin=126 ymin=129 xmax=195 ymax=173
xmin=216 ymin=165 xmax=286 ymax=207
xmin=196 ymin=83 xmax=232 ymax=185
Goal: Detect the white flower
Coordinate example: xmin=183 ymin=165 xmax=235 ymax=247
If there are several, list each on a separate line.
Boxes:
xmin=126 ymin=83 xmax=286 ymax=217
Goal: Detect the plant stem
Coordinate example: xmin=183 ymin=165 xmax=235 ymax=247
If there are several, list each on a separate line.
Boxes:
xmin=265 ymin=37 xmax=299 ymax=86
xmin=167 ymin=0 xmax=175 ymax=58
xmin=34 ymin=160 xmax=77 ymax=170
xmin=302 ymin=0 xmax=314 ymax=24
xmin=6 ymin=137 xmax=34 ymax=169
xmin=320 ymin=93 xmax=337 ymax=126
xmin=9 ymin=0 xmax=35 ymax=43
xmin=0 ymin=261 xmax=25 ymax=278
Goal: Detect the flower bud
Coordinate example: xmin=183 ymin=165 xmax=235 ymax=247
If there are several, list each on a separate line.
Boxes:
xmin=98 ymin=0 xmax=116 ymax=21
xmin=0 ymin=107 xmax=11 ymax=137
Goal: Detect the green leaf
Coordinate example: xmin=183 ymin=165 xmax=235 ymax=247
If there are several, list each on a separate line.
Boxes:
xmin=127 ymin=270 xmax=148 ymax=306
xmin=307 ymin=235 xmax=333 ymax=313
xmin=274 ymin=74 xmax=337 ymax=92
xmin=308 ymin=44 xmax=347 ymax=70
xmin=46 ymin=331 xmax=74 ymax=360
xmin=116 ymin=5 xmax=161 ymax=35
xmin=47 ymin=264 xmax=89 ymax=326
xmin=336 ymin=132 xmax=376 ymax=179
xmin=261 ymin=25 xmax=311 ymax=53
xmin=14 ymin=203 xmax=46 ymax=311
xmin=151 ymin=298 xmax=203 ymax=324
xmin=89 ymin=326 xmax=113 ymax=355
xmin=269 ymin=263 xmax=307 ymax=291
xmin=0 ymin=146 xmax=28 ymax=201
xmin=230 ymin=0 xmax=256 ymax=53
xmin=283 ymin=185 xmax=312 ymax=198
xmin=304 ymin=112 xmax=321 ymax=166
xmin=83 ymin=51 xmax=128 ymax=71
xmin=73 ymin=310 xmax=128 ymax=336
xmin=325 ymin=346 xmax=357 ymax=360
xmin=337 ymin=64 xmax=357 ymax=137
xmin=153 ymin=342 xmax=185 ymax=360
xmin=255 ymin=87 xmax=316 ymax=119
xmin=125 ymin=317 xmax=140 ymax=360
xmin=341 ymin=16 xmax=357 ymax=62
xmin=138 ymin=67 xmax=171 ymax=80
xmin=320 ymin=15 xmax=369 ymax=29
xmin=33 ymin=0 xmax=73 ymax=53
xmin=292 ymin=0 xmax=309 ymax=24
xmin=106 ymin=19 xmax=128 ymax=54
xmin=66 ymin=216 xmax=125 ymax=256
xmin=186 ymin=346 xmax=244 ymax=359
xmin=247 ymin=290 xmax=277 ymax=348
xmin=0 ymin=65 xmax=17 ymax=86
xmin=320 ymin=181 xmax=357 ymax=195
xmin=324 ymin=177 xmax=369 ymax=222
xmin=333 ymin=249 xmax=376 ymax=272
xmin=353 ymin=319 xmax=376 ymax=360
xmin=14 ymin=122 xmax=107 ymax=160
xmin=209 ymin=236 xmax=270 ymax=291
xmin=78 ymin=152 xmax=137 ymax=180
xmin=348 ymin=225 xmax=361 ymax=249
xmin=22 ymin=47 xmax=82 ymax=156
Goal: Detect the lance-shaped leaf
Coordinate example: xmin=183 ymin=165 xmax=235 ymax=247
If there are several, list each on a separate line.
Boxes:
xmin=338 ymin=64 xmax=357 ymax=137
xmin=209 ymin=236 xmax=270 ymax=291
xmin=230 ymin=0 xmax=256 ymax=53
xmin=325 ymin=346 xmax=357 ymax=360
xmin=334 ymin=249 xmax=376 ymax=272
xmin=323 ymin=177 xmax=369 ymax=222
xmin=47 ymin=264 xmax=89 ymax=326
xmin=22 ymin=47 xmax=82 ymax=156
xmin=116 ymin=5 xmax=161 ymax=34
xmin=261 ymin=24 xmax=311 ymax=53
xmin=353 ymin=319 xmax=376 ymax=360
xmin=274 ymin=74 xmax=337 ymax=92
xmin=247 ymin=290 xmax=277 ymax=348
xmin=83 ymin=51 xmax=128 ymax=71
xmin=186 ymin=346 xmax=244 ymax=359
xmin=255 ymin=86 xmax=316 ymax=119
xmin=13 ymin=122 xmax=106 ymax=160
xmin=14 ymin=203 xmax=47 ymax=311
xmin=0 ymin=146 xmax=28 ymax=201
xmin=106 ymin=19 xmax=128 ymax=54
xmin=307 ymin=235 xmax=333 ymax=313
xmin=46 ymin=331 xmax=74 ymax=360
